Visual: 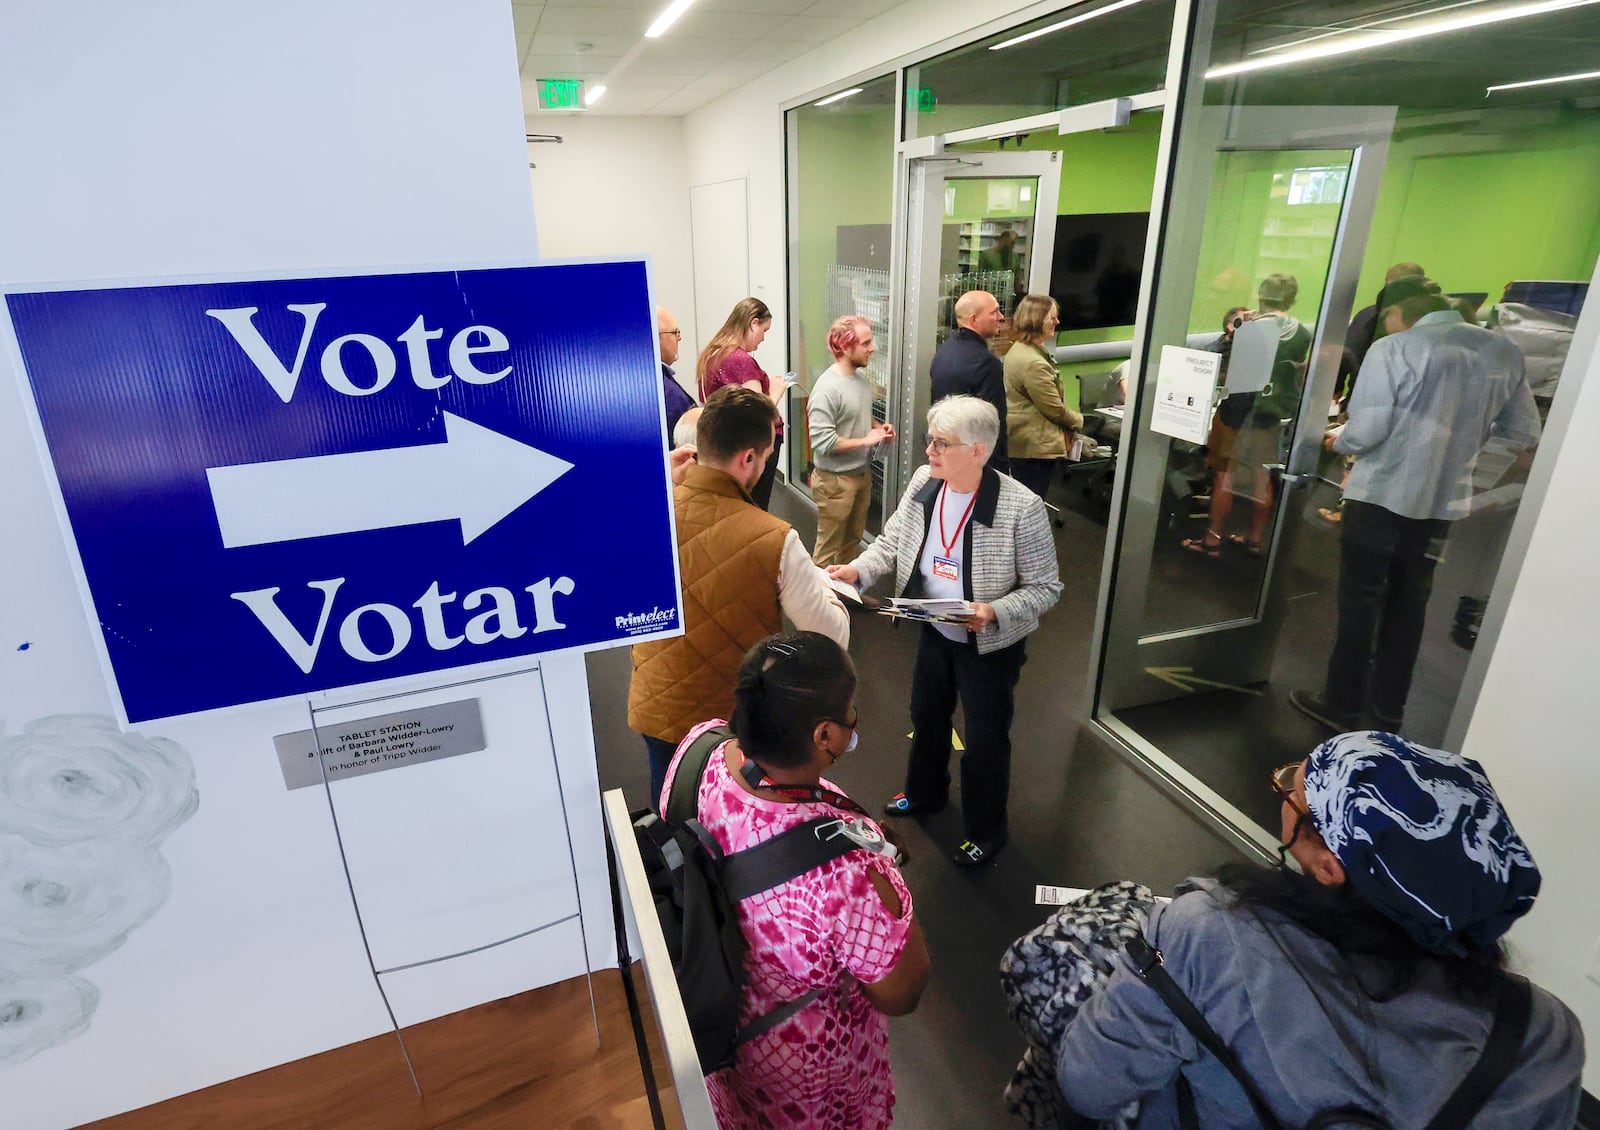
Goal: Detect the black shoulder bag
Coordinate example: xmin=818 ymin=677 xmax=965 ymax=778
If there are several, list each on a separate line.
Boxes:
xmin=1124 ymin=935 xmax=1533 ymax=1130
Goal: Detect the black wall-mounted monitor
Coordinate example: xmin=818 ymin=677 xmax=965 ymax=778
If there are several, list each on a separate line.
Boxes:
xmin=1048 ymin=212 xmax=1149 ymax=330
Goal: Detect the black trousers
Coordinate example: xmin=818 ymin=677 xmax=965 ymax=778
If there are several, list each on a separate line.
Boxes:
xmin=1010 ymin=458 xmax=1057 ymax=502
xmin=906 ymin=625 xmax=1027 ymax=842
xmin=751 ymin=434 xmax=783 ymax=511
xmin=1324 ymin=500 xmax=1449 ymax=724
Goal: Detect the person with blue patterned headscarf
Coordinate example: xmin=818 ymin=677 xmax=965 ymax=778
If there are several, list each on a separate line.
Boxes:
xmin=1049 ymin=731 xmax=1585 ymax=1129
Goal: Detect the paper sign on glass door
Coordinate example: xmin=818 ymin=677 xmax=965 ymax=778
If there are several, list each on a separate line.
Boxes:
xmin=1150 ymin=346 xmax=1221 ymax=445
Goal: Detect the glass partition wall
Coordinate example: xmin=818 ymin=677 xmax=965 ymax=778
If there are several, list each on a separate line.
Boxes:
xmin=1096 ymin=0 xmax=1600 ymax=846
xmin=784 ymin=74 xmax=897 ymax=531
xmin=781 ymin=0 xmax=1600 ymax=855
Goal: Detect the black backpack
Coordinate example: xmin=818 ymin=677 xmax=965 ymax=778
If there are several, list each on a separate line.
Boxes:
xmin=631 ymin=725 xmax=863 ymax=1073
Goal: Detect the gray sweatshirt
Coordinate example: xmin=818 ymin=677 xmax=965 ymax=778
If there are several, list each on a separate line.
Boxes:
xmin=806 ymin=363 xmax=876 ymax=473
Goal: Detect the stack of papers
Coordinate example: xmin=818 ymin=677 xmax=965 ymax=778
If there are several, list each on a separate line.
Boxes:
xmin=825 ymin=581 xmax=972 ymax=625
xmin=878 ymin=597 xmax=974 ymax=625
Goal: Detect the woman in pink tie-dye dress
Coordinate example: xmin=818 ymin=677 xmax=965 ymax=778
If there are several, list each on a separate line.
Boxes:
xmin=661 ymin=632 xmax=930 ymax=1129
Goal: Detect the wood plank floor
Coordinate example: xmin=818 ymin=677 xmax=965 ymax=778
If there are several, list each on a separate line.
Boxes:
xmin=83 ymin=970 xmax=655 ymax=1130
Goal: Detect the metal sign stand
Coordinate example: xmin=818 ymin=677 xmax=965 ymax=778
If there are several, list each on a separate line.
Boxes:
xmin=308 ymin=662 xmax=598 ymax=1096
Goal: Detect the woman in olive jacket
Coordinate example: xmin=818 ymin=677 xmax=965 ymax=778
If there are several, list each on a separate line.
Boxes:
xmin=1003 ymin=294 xmax=1083 ymax=501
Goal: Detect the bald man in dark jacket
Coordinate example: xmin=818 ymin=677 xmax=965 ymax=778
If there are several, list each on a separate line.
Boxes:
xmin=931 ymin=289 xmax=1008 ymax=469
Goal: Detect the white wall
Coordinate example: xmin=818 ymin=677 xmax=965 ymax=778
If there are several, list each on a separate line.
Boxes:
xmin=530 ymin=115 xmax=699 ymax=395
xmin=1461 ymin=260 xmax=1600 ymax=1092
xmin=0 ymin=2 xmax=618 ymax=1124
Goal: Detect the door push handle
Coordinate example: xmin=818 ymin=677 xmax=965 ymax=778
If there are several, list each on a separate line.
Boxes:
xmin=1262 ymin=463 xmax=1309 ymax=484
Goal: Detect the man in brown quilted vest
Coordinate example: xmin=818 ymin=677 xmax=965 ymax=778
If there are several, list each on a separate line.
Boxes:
xmin=629 ymin=386 xmax=850 ymax=807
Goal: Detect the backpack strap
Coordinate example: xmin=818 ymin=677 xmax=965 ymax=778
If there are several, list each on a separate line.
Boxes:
xmin=1422 ymin=976 xmax=1534 ymax=1130
xmin=1125 ymin=934 xmax=1290 ymax=1130
xmin=721 ymin=817 xmax=860 ymax=901
xmin=664 ymin=724 xmax=734 ymax=826
xmin=735 ymin=986 xmax=825 ymax=1047
xmin=724 ymin=820 xmax=865 ymax=1048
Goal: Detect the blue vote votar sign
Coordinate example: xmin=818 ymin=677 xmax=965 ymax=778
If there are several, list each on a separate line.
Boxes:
xmin=5 ymin=261 xmax=682 ymax=724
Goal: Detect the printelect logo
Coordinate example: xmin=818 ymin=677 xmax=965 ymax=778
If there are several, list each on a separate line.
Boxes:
xmin=616 ymin=606 xmax=676 ymax=635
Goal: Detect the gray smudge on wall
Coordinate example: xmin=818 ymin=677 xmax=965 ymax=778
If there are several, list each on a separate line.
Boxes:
xmin=0 ymin=715 xmax=198 ymax=1068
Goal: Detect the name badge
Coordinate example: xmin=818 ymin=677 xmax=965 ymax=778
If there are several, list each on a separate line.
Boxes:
xmin=932 ymin=555 xmax=959 ymax=582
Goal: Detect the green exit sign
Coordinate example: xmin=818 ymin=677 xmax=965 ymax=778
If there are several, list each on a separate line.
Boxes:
xmin=908 ymin=87 xmax=936 ymax=113
xmin=537 ymin=78 xmax=586 ymax=111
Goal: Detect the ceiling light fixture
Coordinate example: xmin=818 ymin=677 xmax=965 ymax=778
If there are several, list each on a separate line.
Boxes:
xmin=585 ymin=85 xmax=607 ymax=106
xmin=645 ymin=0 xmax=698 ymax=38
xmin=1487 ymin=67 xmax=1600 ymax=94
xmin=814 ymin=87 xmax=863 ymax=107
xmin=1206 ymin=0 xmax=1600 ymax=79
xmin=989 ymin=0 xmax=1152 ymax=50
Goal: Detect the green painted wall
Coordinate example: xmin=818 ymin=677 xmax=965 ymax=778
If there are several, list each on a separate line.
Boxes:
xmin=792 ymin=104 xmax=1600 ymax=423
xmin=792 ymin=99 xmax=896 ymax=381
xmin=1355 ymin=110 xmax=1600 ymax=306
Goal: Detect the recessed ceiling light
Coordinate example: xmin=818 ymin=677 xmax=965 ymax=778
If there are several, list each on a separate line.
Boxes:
xmin=645 ymin=0 xmax=698 ymax=38
xmin=1206 ymin=0 xmax=1600 ymax=79
xmin=814 ymin=87 xmax=863 ymax=107
xmin=1487 ymin=68 xmax=1600 ymax=94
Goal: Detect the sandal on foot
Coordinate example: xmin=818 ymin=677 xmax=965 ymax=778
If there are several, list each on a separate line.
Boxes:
xmin=1228 ymin=533 xmax=1265 ymax=556
xmin=1182 ymin=533 xmax=1222 ymax=558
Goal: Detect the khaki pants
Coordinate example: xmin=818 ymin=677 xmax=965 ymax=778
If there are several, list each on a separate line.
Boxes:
xmin=812 ymin=467 xmax=872 ymax=567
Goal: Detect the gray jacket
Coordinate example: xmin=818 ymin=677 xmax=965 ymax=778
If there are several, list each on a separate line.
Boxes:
xmin=851 ymin=464 xmax=1060 ymax=654
xmin=1056 ymin=880 xmax=1586 ymax=1128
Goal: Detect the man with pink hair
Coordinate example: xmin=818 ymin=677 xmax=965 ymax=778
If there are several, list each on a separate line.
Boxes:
xmin=807 ymin=315 xmax=894 ymax=566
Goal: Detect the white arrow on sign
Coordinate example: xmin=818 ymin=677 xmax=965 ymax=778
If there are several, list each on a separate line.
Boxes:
xmin=206 ymin=411 xmax=573 ymax=548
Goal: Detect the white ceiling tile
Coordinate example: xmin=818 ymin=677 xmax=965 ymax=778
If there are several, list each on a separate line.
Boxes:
xmin=636 ymin=36 xmax=751 ymax=64
xmin=744 ymin=32 xmax=818 ymax=64
xmin=702 ymin=57 xmax=783 ymax=83
xmin=667 ymin=9 xmax=775 ymax=40
xmin=542 ymin=0 xmax=661 ymax=7
xmin=698 ymin=0 xmax=813 ymax=12
xmin=768 ymin=14 xmax=863 ymax=42
xmin=526 ymin=31 xmax=640 ymax=57
xmin=510 ymin=4 xmax=545 ymax=33
xmin=535 ymin=7 xmax=653 ymax=35
xmin=626 ymin=54 xmax=729 ymax=78
xmin=520 ymin=54 xmax=622 ymax=78
xmin=800 ymin=0 xmax=901 ymax=17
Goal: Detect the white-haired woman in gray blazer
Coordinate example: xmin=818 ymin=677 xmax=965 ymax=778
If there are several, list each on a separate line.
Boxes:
xmin=828 ymin=394 xmax=1061 ymax=867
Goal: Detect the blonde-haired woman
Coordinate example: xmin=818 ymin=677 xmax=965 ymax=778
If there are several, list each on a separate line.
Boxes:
xmin=698 ymin=297 xmax=783 ymax=509
xmin=1003 ymin=294 xmax=1081 ymax=501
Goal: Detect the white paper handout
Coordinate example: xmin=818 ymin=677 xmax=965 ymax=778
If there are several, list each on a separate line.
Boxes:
xmin=878 ymin=596 xmax=974 ymax=625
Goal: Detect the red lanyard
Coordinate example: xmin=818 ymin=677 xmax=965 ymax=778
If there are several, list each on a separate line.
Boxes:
xmin=938 ymin=483 xmax=978 ymax=557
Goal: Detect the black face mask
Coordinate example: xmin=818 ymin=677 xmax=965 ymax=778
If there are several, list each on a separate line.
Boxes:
xmin=1277 ymin=812 xmax=1311 ymax=871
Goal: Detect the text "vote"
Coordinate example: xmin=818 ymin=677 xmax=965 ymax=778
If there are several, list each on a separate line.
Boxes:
xmin=205 ymin=304 xmax=512 ymax=403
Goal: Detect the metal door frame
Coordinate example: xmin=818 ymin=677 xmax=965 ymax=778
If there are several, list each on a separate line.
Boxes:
xmin=888 ymin=148 xmax=1060 ymax=499
xmin=884 ymin=95 xmax=1161 ymax=507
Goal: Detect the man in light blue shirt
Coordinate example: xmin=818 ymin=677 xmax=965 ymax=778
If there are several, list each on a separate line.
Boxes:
xmin=1292 ymin=291 xmax=1540 ymax=732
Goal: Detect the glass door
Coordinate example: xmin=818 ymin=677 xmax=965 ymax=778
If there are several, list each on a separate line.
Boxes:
xmin=1094 ymin=106 xmax=1395 ymax=842
xmin=888 ymin=149 xmax=1061 ymax=502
